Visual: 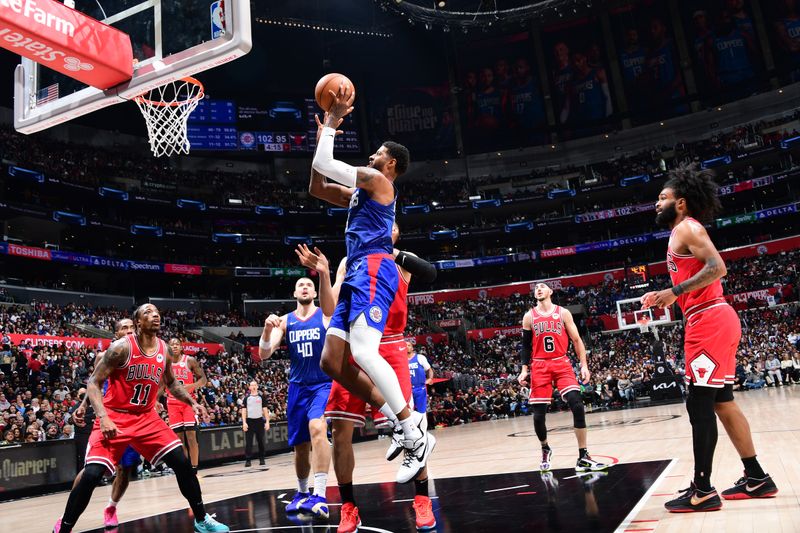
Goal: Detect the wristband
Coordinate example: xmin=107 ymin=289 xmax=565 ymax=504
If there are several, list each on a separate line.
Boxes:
xmin=671 ymin=285 xmax=684 ymax=297
xmin=259 ymin=338 xmax=270 ymax=351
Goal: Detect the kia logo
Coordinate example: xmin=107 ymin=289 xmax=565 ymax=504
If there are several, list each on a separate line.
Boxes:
xmin=64 ymin=57 xmax=94 ymax=72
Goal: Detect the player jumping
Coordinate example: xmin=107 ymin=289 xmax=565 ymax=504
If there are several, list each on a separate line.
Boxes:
xmin=643 ymin=164 xmax=777 ymax=512
xmin=310 ymin=85 xmax=434 ymax=484
xmin=54 ymin=304 xmax=228 ymax=533
xmin=297 ymin=222 xmax=438 ymax=532
xmin=517 ymin=283 xmax=607 ymax=473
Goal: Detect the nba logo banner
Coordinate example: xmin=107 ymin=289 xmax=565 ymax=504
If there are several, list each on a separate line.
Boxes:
xmin=210 ymin=0 xmax=226 ymax=39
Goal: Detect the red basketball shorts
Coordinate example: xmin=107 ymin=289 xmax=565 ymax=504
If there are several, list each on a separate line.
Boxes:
xmin=167 ymin=399 xmax=197 ymax=429
xmin=684 ymin=303 xmax=741 ymax=388
xmin=86 ymin=409 xmax=182 ymax=475
xmin=528 ymin=355 xmax=580 ymax=404
xmin=325 ymin=338 xmax=412 ymax=427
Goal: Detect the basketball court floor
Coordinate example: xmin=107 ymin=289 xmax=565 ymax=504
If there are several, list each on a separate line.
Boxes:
xmin=6 ymin=386 xmax=798 ymax=532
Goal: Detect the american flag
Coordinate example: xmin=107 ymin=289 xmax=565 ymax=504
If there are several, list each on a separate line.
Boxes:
xmin=36 ymin=83 xmax=59 ymax=105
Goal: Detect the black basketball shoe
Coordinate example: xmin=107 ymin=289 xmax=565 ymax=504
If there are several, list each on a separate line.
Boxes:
xmin=665 ymin=482 xmax=722 ymax=513
xmin=721 ymin=473 xmax=778 ymax=500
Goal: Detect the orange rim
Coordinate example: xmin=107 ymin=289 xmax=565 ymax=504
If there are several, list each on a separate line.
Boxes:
xmin=134 ymin=77 xmax=205 ymax=108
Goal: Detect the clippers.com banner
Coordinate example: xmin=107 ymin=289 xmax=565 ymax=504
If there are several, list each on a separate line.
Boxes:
xmin=7 ymin=334 xmax=110 ymax=350
xmin=0 ymin=0 xmax=133 ymax=89
xmin=7 ymin=334 xmax=223 ymax=355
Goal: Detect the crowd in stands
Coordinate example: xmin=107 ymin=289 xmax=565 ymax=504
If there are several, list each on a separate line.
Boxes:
xmin=1 ymin=242 xmax=799 ymax=442
xmin=3 ymin=110 xmax=800 ymax=214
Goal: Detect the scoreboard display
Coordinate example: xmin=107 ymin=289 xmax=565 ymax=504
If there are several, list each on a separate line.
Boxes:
xmin=625 ymin=263 xmax=651 ymax=290
xmin=187 ymin=97 xmax=361 ymax=153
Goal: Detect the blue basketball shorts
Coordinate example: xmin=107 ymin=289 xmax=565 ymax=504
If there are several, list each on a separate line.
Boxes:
xmin=328 ymin=253 xmax=399 ymax=340
xmin=287 ymin=381 xmax=332 ymax=447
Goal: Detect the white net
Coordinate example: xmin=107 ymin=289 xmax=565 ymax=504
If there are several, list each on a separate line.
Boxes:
xmin=134 ymin=78 xmax=205 ymax=158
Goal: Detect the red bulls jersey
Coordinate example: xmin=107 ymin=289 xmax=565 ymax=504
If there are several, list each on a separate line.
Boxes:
xmin=104 ymin=334 xmax=167 ymax=413
xmin=167 ymin=354 xmax=195 ymax=401
xmin=383 ymin=266 xmax=409 ymax=338
xmin=530 ymin=305 xmax=569 ymax=360
xmin=667 ymin=218 xmax=725 ymax=319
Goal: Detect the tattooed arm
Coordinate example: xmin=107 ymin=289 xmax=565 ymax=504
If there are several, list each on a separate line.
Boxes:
xmin=644 ymin=220 xmax=727 ymax=309
xmin=87 ymin=339 xmax=129 ymax=438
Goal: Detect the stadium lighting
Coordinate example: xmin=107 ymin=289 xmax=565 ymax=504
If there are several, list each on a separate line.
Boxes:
xmin=228 ymin=198 xmax=243 ymax=205
xmin=438 ymin=1 xmax=446 ymax=6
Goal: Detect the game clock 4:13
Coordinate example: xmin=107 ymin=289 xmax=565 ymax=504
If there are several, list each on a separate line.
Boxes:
xmin=256 ymin=132 xmax=308 ymax=152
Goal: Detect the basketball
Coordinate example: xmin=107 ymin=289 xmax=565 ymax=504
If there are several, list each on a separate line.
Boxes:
xmin=315 ymin=73 xmax=355 ymax=111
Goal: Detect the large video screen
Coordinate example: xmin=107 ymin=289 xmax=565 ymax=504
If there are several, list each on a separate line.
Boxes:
xmin=187 ymin=97 xmax=361 ymax=153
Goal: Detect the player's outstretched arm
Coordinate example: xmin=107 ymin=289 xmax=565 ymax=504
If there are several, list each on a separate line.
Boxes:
xmin=259 ymin=315 xmax=286 ymax=359
xmin=563 ymin=309 xmax=590 ymax=383
xmin=394 ymin=249 xmax=437 ymax=283
xmin=296 ymin=244 xmax=337 ymax=318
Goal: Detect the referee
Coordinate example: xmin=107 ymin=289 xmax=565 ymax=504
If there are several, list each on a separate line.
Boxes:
xmin=241 ymin=380 xmax=270 ymax=467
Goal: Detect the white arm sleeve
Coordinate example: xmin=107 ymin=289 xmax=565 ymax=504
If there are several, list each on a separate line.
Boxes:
xmin=418 ymin=354 xmax=431 ymax=371
xmin=312 ymin=127 xmax=357 ymax=187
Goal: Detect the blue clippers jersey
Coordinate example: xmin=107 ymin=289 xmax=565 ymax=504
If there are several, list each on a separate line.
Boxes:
xmin=571 ymin=69 xmax=606 ymax=121
xmin=783 ymin=18 xmax=800 ymax=66
xmin=408 ymin=354 xmax=427 ymax=389
xmin=510 ymin=79 xmax=544 ymax=126
xmin=712 ymin=29 xmax=753 ymax=85
xmin=648 ymin=41 xmax=677 ymax=88
xmin=345 ymin=187 xmax=395 ymax=264
xmin=620 ymin=46 xmax=646 ymax=82
xmin=286 ymin=308 xmax=330 ymax=385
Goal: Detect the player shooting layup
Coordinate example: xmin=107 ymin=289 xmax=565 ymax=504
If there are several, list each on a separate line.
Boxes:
xmin=310 ymin=84 xmax=434 ymax=483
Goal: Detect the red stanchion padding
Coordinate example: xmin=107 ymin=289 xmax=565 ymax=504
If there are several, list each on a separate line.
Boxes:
xmin=0 ymin=0 xmax=133 ymax=89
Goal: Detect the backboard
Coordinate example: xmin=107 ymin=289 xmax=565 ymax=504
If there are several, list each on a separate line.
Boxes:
xmin=616 ymin=296 xmax=674 ymax=332
xmin=14 ymin=0 xmax=251 ymax=134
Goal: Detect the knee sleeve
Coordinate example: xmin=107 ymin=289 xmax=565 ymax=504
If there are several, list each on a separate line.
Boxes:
xmin=349 ymin=314 xmax=406 ymax=414
xmin=532 ymin=404 xmax=548 ymax=442
xmin=686 ymin=385 xmax=717 ymax=425
xmin=163 ymin=447 xmax=192 ymax=476
xmin=565 ymin=391 xmax=586 ymax=429
xmin=81 ymin=463 xmax=107 ymax=486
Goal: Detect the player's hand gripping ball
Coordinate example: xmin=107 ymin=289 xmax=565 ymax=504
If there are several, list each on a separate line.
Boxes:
xmin=315 ymin=73 xmax=355 ymax=111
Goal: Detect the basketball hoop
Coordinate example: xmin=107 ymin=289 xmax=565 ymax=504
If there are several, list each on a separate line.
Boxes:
xmin=637 ymin=315 xmax=652 ymax=333
xmin=134 ymin=77 xmax=205 ymax=157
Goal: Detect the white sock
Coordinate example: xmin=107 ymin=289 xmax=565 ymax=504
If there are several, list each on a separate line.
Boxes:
xmin=379 ymin=403 xmax=398 ymax=425
xmin=107 ymin=499 xmax=118 ymax=508
xmin=313 ymin=472 xmax=328 ymax=497
xmin=399 ymin=415 xmax=422 ymax=442
xmin=298 ymin=477 xmax=309 ymax=493
xmin=349 ymin=315 xmax=407 ymax=414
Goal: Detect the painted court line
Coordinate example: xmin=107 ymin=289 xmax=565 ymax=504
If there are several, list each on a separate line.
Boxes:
xmin=392 ymin=496 xmax=439 ymax=503
xmin=483 ymin=484 xmax=529 ymax=493
xmin=613 ymin=458 xmax=677 ymax=533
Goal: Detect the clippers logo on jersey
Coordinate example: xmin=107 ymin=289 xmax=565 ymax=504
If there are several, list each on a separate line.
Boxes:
xmin=287 ymin=308 xmax=330 ymax=385
xmin=288 ymin=328 xmax=322 ymax=343
xmin=531 ymin=305 xmax=568 ymax=359
xmin=104 ymin=334 xmax=168 ymax=413
xmin=369 ymin=305 xmax=383 ymax=324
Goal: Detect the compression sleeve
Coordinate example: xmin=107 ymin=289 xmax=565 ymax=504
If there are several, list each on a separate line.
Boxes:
xmin=519 ymin=329 xmax=533 ymax=366
xmin=395 ymin=251 xmax=437 ymax=283
xmin=312 ymin=127 xmax=357 ymax=187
